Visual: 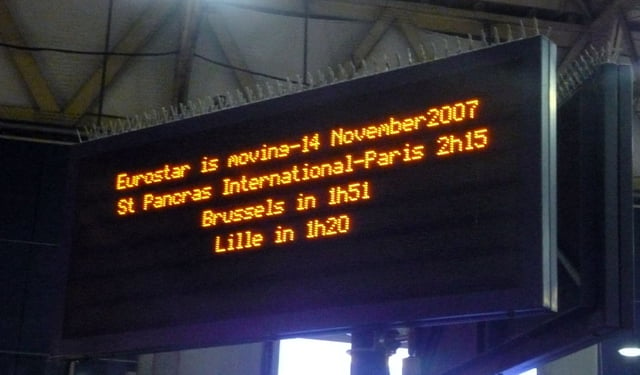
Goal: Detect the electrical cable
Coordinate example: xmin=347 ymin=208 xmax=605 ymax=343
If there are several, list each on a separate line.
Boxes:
xmin=97 ymin=0 xmax=114 ymax=128
xmin=0 ymin=40 xmax=177 ymax=56
xmin=193 ymin=53 xmax=307 ymax=85
xmin=0 ymin=42 xmax=306 ymax=85
xmin=303 ymin=0 xmax=309 ymax=85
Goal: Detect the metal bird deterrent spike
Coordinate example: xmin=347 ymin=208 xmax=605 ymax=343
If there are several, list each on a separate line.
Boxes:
xmin=317 ymin=69 xmax=326 ymax=85
xmin=438 ymin=40 xmax=446 ymax=57
xmin=579 ymin=55 xmax=591 ymax=76
xmin=162 ymin=107 xmax=169 ymax=123
xmin=105 ymin=121 xmax=113 ymax=136
xmin=126 ymin=116 xmax=134 ymax=131
xmin=419 ymin=43 xmax=427 ymax=62
xmin=82 ymin=126 xmax=91 ymax=141
xmin=570 ymin=64 xmax=583 ymax=83
xmin=430 ymin=42 xmax=438 ymax=60
xmin=142 ymin=112 xmax=151 ymax=127
xmin=371 ymin=58 xmax=380 ymax=74
xmin=205 ymin=96 xmax=214 ymax=112
xmin=232 ymin=89 xmax=240 ymax=105
xmin=196 ymin=98 xmax=205 ymax=114
xmin=327 ymin=66 xmax=336 ymax=82
xmin=266 ymin=81 xmax=275 ymax=97
xmin=152 ymin=109 xmax=159 ymax=125
xmin=245 ymin=86 xmax=255 ymax=102
xmin=296 ymin=74 xmax=304 ymax=90
xmin=306 ymin=72 xmax=314 ymax=87
xmin=338 ymin=64 xmax=347 ymax=80
xmin=572 ymin=59 xmax=586 ymax=80
xmin=493 ymin=26 xmax=500 ymax=44
xmin=383 ymin=54 xmax=390 ymax=70
xmin=142 ymin=112 xmax=151 ymax=128
xmin=224 ymin=91 xmax=233 ymax=107
xmin=360 ymin=59 xmax=368 ymax=75
xmin=286 ymin=77 xmax=293 ymax=92
xmin=276 ymin=81 xmax=285 ymax=96
xmin=256 ymin=84 xmax=264 ymax=100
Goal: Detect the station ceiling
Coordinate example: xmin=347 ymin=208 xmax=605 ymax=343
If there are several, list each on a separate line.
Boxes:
xmin=0 ymin=0 xmax=638 ymax=144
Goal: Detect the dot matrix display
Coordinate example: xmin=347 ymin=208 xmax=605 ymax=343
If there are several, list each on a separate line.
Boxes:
xmin=61 ymin=36 xmax=557 ymax=354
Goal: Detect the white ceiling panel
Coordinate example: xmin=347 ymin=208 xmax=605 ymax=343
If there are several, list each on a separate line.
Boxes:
xmin=0 ymin=46 xmax=31 ymax=107
xmin=219 ymin=5 xmax=306 ymax=82
xmin=307 ymin=18 xmax=371 ymax=73
xmin=97 ymin=14 xmax=181 ymax=118
xmin=189 ymin=26 xmax=242 ymax=103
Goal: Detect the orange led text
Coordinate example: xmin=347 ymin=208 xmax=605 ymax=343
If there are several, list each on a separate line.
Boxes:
xmin=436 ymin=128 xmax=489 ymax=156
xmin=306 ymin=214 xmax=352 ymax=239
xmin=426 ymin=99 xmax=480 ymax=127
xmin=328 ymin=181 xmax=371 ymax=206
xmin=116 ymin=163 xmax=192 ymax=191
xmin=201 ymin=198 xmax=285 ymax=227
xmin=142 ymin=185 xmax=212 ymax=211
xmin=221 ymin=144 xmax=424 ymax=196
xmin=214 ymin=230 xmax=265 ymax=253
xmin=226 ymin=133 xmax=320 ymax=168
xmin=330 ymin=98 xmax=481 ymax=147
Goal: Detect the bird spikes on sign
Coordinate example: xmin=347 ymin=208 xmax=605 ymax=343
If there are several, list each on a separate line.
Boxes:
xmin=86 ymin=18 xmax=555 ymax=141
xmin=557 ymin=44 xmax=617 ymax=105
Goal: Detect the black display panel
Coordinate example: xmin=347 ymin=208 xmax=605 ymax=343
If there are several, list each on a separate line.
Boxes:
xmin=60 ymin=36 xmax=557 ymax=354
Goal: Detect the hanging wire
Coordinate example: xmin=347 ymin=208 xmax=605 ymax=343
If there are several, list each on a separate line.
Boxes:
xmin=96 ymin=0 xmax=115 ymax=129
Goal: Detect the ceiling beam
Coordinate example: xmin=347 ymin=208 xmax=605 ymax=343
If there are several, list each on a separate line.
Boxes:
xmin=609 ymin=13 xmax=625 ymax=61
xmin=220 ymin=0 xmax=587 ymax=48
xmin=396 ymin=20 xmax=426 ymax=61
xmin=363 ymin=0 xmax=587 ymax=46
xmin=349 ymin=8 xmax=395 ymax=67
xmin=392 ymin=9 xmax=433 ymax=61
xmin=218 ymin=0 xmax=378 ymax=22
xmin=207 ymin=7 xmax=257 ymax=98
xmin=64 ymin=0 xmax=178 ymax=118
xmin=479 ymin=0 xmax=584 ymax=14
xmin=0 ymin=0 xmax=60 ymax=112
xmin=0 ymin=105 xmax=77 ymax=126
xmin=617 ymin=9 xmax=639 ymax=63
xmin=558 ymin=0 xmax=634 ymax=71
xmin=173 ymin=0 xmax=202 ymax=105
xmin=571 ymin=0 xmax=593 ymax=20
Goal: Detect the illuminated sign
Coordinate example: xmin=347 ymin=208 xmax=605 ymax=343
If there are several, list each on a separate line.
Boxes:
xmin=61 ymin=36 xmax=556 ymax=354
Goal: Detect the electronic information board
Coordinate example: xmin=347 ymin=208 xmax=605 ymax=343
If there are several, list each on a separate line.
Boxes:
xmin=61 ymin=36 xmax=557 ymax=354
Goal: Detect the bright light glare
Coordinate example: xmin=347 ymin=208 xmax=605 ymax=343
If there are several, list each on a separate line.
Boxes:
xmin=618 ymin=347 xmax=640 ymax=357
xmin=519 ymin=369 xmax=537 ymax=375
xmin=279 ymin=338 xmax=351 ymax=375
xmin=389 ymin=347 xmax=408 ymax=375
xmin=278 ymin=338 xmax=409 ymax=375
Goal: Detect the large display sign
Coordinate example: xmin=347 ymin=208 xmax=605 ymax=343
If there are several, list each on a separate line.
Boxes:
xmin=61 ymin=36 xmax=557 ymax=354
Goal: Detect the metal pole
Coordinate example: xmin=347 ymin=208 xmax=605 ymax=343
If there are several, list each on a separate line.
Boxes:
xmin=350 ymin=329 xmax=391 ymax=375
